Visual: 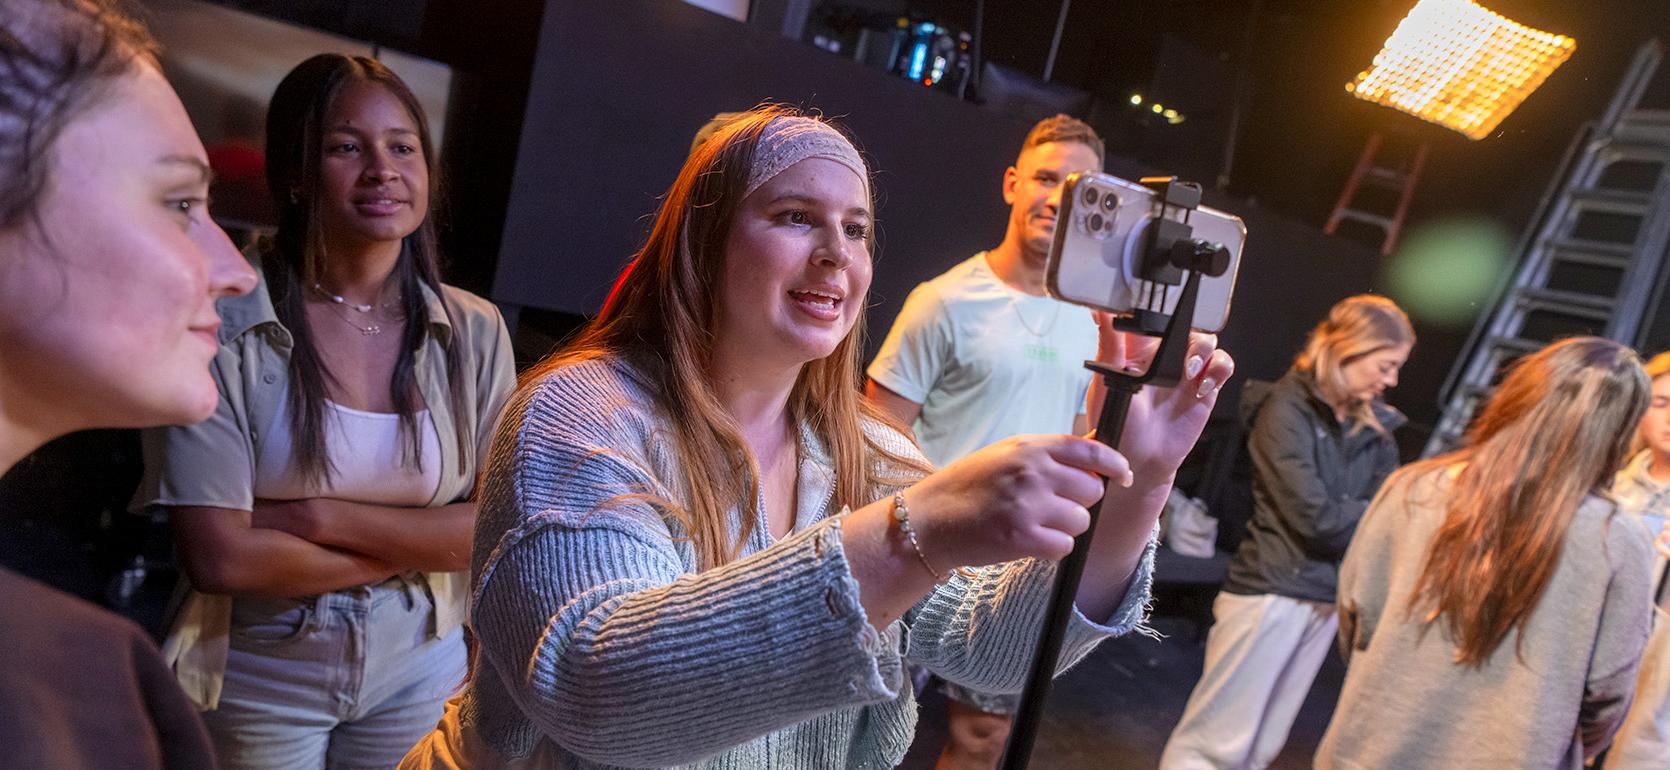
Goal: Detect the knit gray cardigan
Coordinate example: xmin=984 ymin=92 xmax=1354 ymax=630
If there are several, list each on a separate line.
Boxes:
xmin=424 ymin=355 xmax=1156 ymax=769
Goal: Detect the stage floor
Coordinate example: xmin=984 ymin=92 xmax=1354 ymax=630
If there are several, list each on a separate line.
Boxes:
xmin=900 ymin=615 xmax=1346 ymax=769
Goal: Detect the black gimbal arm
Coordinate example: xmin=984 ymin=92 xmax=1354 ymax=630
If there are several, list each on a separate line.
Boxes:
xmin=998 ymin=177 xmax=1227 ymax=769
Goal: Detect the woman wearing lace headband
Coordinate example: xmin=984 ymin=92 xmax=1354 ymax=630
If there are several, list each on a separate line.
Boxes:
xmin=403 ymin=104 xmax=1234 ymax=768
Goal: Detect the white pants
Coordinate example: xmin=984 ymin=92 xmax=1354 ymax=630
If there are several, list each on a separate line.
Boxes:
xmin=1160 ymin=592 xmax=1338 ymax=770
xmin=1607 ymin=607 xmax=1670 ymax=769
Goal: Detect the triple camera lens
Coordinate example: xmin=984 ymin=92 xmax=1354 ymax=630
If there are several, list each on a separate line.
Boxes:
xmin=1081 ymin=185 xmax=1116 ymax=241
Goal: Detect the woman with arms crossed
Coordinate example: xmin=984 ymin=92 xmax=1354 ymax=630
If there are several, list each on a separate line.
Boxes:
xmin=136 ymin=54 xmax=515 ymax=769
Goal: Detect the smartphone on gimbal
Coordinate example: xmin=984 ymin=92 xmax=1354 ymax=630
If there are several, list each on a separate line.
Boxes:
xmin=1045 ymin=172 xmax=1246 ymax=332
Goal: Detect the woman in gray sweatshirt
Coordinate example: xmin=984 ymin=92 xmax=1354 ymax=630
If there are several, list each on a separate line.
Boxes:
xmin=400 ymin=106 xmax=1235 ymax=768
xmin=1316 ymin=337 xmax=1656 ymax=769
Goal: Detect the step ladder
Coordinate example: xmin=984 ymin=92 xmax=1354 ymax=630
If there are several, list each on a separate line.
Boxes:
xmin=1324 ymin=132 xmax=1430 ymax=256
xmin=1426 ymin=40 xmax=1670 ymax=456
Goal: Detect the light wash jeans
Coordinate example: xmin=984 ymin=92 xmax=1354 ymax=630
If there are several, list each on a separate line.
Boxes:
xmin=203 ymin=577 xmax=467 ymax=770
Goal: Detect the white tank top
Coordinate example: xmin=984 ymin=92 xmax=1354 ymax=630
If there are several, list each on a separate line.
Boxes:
xmin=254 ymin=391 xmax=443 ymax=506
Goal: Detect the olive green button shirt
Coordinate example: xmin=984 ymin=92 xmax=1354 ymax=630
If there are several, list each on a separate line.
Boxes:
xmin=132 ymin=258 xmax=515 ymax=709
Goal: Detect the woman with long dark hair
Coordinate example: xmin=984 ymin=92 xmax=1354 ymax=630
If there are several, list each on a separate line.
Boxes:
xmin=1315 ymin=337 xmax=1656 ymax=768
xmin=0 ymin=0 xmax=257 ymax=766
xmin=1162 ymin=294 xmax=1414 ymax=770
xmin=402 ymin=105 xmax=1233 ymax=768
xmin=136 ymin=53 xmax=515 ymax=768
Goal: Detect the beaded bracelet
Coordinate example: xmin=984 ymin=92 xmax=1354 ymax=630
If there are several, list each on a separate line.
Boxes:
xmin=891 ymin=491 xmax=945 ymax=582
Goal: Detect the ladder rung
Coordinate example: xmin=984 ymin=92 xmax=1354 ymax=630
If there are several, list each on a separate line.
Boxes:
xmin=1363 ymin=167 xmax=1412 ymax=188
xmin=1546 ymin=237 xmax=1635 ymax=269
xmin=1620 ymin=108 xmax=1670 ymax=130
xmin=1488 ymin=336 xmax=1544 ymax=357
xmin=1594 ymin=137 xmax=1670 ymax=162
xmin=1516 ymin=287 xmax=1615 ymax=321
xmin=1610 ymin=116 xmax=1670 ymax=147
xmin=1549 ymin=250 xmax=1632 ymax=271
xmin=1569 ymin=187 xmax=1655 ymax=214
xmin=1439 ymin=384 xmax=1488 ymax=416
xmin=1334 ymin=210 xmax=1395 ymax=230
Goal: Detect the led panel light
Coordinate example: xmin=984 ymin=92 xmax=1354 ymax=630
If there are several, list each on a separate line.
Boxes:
xmin=1347 ymin=0 xmax=1574 ymax=140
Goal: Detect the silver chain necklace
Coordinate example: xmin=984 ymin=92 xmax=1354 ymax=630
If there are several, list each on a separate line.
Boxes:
xmin=311 ymin=282 xmax=399 ymax=314
xmin=1010 ymin=295 xmax=1062 ymax=337
xmin=318 ymin=300 xmax=385 ymax=335
xmin=309 ymin=283 xmax=402 ymax=336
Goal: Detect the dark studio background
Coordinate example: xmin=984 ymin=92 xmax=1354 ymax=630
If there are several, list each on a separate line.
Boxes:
xmin=6 ymin=6 xmax=1670 ymax=755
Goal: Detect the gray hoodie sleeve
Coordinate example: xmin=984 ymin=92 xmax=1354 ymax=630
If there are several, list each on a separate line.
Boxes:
xmin=1580 ymin=515 xmax=1656 ymax=757
xmin=1334 ymin=477 xmax=1407 ymax=665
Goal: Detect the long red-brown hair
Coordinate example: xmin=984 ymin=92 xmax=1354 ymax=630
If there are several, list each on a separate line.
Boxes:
xmin=522 ymin=105 xmax=926 ymax=569
xmin=1399 ymin=336 xmax=1648 ymax=666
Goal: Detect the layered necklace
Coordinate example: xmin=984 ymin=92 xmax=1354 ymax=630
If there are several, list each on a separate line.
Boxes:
xmin=311 ymin=282 xmax=403 ymax=336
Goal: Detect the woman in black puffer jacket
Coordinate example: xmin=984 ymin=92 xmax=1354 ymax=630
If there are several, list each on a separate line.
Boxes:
xmin=1160 ymin=294 xmax=1414 ymax=770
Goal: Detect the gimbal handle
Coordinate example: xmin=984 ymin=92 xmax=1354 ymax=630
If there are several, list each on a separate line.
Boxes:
xmin=998 ymin=269 xmax=1201 ymax=769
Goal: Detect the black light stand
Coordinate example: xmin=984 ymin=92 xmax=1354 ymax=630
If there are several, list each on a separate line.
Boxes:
xmin=999 ymin=178 xmax=1229 ymax=769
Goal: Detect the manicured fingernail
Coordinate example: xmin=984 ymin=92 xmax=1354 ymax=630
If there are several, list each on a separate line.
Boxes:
xmin=1198 ymin=377 xmax=1216 ymax=398
xmin=1122 ymin=470 xmax=1135 ymax=488
xmin=1185 ymin=356 xmax=1204 ymax=379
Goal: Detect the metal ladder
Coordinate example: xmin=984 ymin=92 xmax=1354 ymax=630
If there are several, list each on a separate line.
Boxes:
xmin=1325 ymin=132 xmax=1430 ymax=256
xmin=1426 ymin=40 xmax=1670 ymax=456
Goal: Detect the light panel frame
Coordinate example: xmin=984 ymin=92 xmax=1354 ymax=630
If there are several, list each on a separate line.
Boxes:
xmin=1347 ymin=0 xmax=1575 ymax=140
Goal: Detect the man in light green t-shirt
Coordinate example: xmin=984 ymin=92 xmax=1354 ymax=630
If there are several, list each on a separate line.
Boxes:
xmin=865 ymin=114 xmax=1105 ymax=770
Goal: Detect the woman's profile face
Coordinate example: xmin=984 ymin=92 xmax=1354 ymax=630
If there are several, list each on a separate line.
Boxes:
xmin=0 ymin=62 xmax=256 ymax=432
xmin=1639 ymin=375 xmax=1670 ymax=461
xmin=715 ymin=156 xmax=873 ymax=370
xmin=316 ymin=80 xmax=429 ymax=251
xmin=1340 ymin=342 xmax=1411 ymax=405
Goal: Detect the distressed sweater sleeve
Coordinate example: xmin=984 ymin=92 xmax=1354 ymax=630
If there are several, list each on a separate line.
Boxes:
xmin=469 ymin=364 xmax=904 ymax=767
xmin=862 ymin=419 xmax=1159 ymax=694
xmin=904 ymin=529 xmax=1157 ymax=693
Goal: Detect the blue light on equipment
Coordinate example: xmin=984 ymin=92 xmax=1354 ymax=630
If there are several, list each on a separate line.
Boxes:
xmin=909 ymin=42 xmax=928 ymax=80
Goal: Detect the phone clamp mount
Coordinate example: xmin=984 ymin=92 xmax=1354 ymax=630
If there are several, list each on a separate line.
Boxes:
xmin=1000 ymin=177 xmax=1232 ymax=770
